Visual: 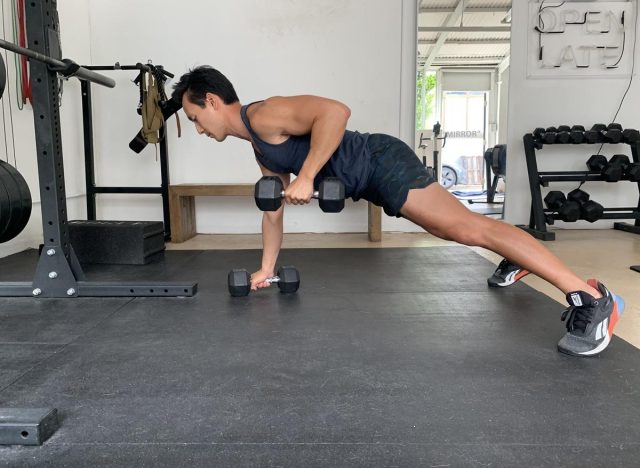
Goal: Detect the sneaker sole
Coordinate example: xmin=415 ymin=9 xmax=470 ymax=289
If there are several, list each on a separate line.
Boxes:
xmin=557 ymin=292 xmax=625 ymax=357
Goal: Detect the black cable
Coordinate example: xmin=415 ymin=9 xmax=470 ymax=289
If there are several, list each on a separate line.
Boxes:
xmin=0 ymin=0 xmax=18 ymax=167
xmin=537 ymin=2 xmax=566 ymax=60
xmin=578 ymin=0 xmax=638 ymax=189
xmin=611 ymin=2 xmax=638 ymax=123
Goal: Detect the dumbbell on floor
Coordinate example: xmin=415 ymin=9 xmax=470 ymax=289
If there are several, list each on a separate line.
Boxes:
xmin=255 ymin=176 xmax=345 ymax=212
xmin=228 ymin=265 xmax=300 ymax=297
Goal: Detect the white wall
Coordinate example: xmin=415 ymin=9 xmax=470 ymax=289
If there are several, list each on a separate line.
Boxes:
xmin=0 ymin=0 xmax=91 ymax=258
xmin=84 ymin=0 xmax=420 ymax=235
xmin=505 ymin=0 xmax=640 ymax=229
xmin=497 ymin=66 xmax=510 ymax=145
xmin=1 ymin=0 xmax=422 ymax=259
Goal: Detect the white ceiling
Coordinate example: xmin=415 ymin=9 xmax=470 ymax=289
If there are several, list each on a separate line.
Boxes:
xmin=418 ymin=0 xmax=512 ymax=69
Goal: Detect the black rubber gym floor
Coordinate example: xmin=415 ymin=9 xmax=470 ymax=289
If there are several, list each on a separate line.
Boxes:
xmin=1 ymin=247 xmax=639 ymax=467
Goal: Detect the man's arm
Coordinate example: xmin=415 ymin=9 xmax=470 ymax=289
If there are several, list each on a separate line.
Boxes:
xmin=252 ymin=161 xmax=290 ymax=290
xmin=250 ymin=95 xmax=351 ymax=204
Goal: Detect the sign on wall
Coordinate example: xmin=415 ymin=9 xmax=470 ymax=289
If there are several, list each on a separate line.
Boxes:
xmin=527 ymin=1 xmax=635 ymax=78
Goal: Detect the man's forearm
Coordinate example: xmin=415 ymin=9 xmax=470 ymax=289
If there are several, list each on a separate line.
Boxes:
xmin=261 ymin=211 xmax=284 ymax=273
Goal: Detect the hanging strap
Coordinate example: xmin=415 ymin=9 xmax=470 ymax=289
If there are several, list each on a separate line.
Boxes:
xmin=141 ymin=71 xmax=164 ymax=144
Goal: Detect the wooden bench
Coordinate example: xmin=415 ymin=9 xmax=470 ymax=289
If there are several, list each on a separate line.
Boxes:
xmin=169 ymin=184 xmax=382 ymax=243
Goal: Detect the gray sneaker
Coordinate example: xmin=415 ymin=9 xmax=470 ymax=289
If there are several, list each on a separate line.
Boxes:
xmin=557 ymin=279 xmax=625 ymax=357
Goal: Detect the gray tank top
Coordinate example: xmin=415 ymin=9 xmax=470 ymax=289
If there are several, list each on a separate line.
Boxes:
xmin=240 ymin=102 xmax=371 ymax=199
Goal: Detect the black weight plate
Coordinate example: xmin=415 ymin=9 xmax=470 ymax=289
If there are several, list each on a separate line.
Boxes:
xmin=0 ymin=162 xmax=20 ymax=242
xmin=0 ymin=53 xmax=6 ymax=100
xmin=0 ymin=161 xmax=31 ymax=243
xmin=1 ymin=161 xmax=32 ymax=238
xmin=0 ymin=166 xmax=13 ymax=240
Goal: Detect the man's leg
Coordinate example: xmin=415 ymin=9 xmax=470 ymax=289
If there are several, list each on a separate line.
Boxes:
xmin=399 ymin=182 xmax=599 ymax=297
xmin=399 ymin=182 xmax=625 ymax=357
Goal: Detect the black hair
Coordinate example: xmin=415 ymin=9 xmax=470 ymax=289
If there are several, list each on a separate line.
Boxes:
xmin=171 ymin=66 xmax=239 ymax=107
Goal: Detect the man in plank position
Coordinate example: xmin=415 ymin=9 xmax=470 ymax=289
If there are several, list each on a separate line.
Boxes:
xmin=172 ymin=66 xmax=624 ymax=358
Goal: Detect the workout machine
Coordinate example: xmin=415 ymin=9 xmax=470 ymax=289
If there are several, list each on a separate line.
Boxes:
xmin=0 ymin=1 xmax=196 ymax=298
xmin=417 ymin=122 xmax=447 ymax=185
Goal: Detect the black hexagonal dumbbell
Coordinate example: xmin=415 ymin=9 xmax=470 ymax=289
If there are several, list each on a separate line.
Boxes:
xmin=583 ymin=125 xmax=602 ymax=144
xmin=532 ymin=128 xmax=546 ymax=148
xmin=556 ymin=126 xmax=572 ymax=144
xmin=254 ymin=175 xmax=345 ymax=213
xmin=622 ymin=128 xmax=640 ymax=144
xmin=605 ymin=123 xmax=624 ymax=143
xmin=228 ymin=265 xmax=301 ymax=297
xmin=592 ymin=123 xmax=623 ymax=144
xmin=544 ymin=190 xmax=580 ymax=222
xmin=627 ymin=162 xmax=640 ymax=182
xmin=569 ymin=125 xmax=586 ymax=144
xmin=567 ymin=188 xmax=604 ymax=223
xmin=603 ymin=153 xmax=640 ymax=181
xmin=587 ymin=154 xmax=622 ymax=182
xmin=542 ymin=126 xmax=559 ymax=144
xmin=609 ymin=154 xmax=631 ymax=180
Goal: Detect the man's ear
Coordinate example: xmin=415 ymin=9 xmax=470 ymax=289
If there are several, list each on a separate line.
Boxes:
xmin=205 ymin=92 xmax=218 ymax=109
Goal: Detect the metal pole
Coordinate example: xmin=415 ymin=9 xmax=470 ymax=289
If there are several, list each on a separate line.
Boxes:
xmin=0 ymin=38 xmax=115 ymax=88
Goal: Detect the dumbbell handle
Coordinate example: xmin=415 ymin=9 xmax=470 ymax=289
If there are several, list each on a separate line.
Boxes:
xmin=263 ymin=276 xmax=282 ymax=284
xmin=279 ymin=190 xmax=321 ymax=199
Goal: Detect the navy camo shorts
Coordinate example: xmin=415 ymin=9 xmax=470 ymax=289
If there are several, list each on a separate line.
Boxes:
xmin=359 ymin=133 xmax=436 ymax=217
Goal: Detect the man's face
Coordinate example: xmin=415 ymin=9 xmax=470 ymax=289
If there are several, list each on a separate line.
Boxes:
xmin=182 ymin=93 xmax=226 ymax=142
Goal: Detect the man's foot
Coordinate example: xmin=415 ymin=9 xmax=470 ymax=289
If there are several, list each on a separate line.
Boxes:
xmin=557 ymin=279 xmax=625 ymax=357
xmin=487 ymin=258 xmax=530 ymax=287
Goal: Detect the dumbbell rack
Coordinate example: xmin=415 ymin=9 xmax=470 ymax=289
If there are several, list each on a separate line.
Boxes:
xmin=519 ymin=130 xmax=640 ymax=241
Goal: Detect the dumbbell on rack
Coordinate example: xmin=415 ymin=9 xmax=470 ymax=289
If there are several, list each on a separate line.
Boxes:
xmin=228 ymin=265 xmax=300 ymax=297
xmin=591 ymin=123 xmax=623 ymax=144
xmin=255 ymin=176 xmax=345 ymax=212
xmin=554 ymin=126 xmax=571 ymax=144
xmin=533 ymin=124 xmax=639 ymax=146
xmin=566 ymin=188 xmax=604 ymax=223
xmin=544 ymin=191 xmax=580 ymax=222
xmin=622 ymin=128 xmax=640 ymax=144
xmin=609 ymin=154 xmax=640 ymax=182
xmin=544 ymin=190 xmax=604 ymax=223
xmin=568 ymin=125 xmax=586 ymax=144
xmin=533 ymin=125 xmax=587 ymax=144
xmin=586 ymin=154 xmax=623 ymax=182
xmin=538 ymin=126 xmax=559 ymax=145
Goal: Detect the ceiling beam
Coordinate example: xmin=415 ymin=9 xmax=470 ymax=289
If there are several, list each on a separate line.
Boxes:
xmin=498 ymin=51 xmax=511 ymax=74
xmin=419 ymin=56 xmax=507 ymax=65
xmin=419 ymin=39 xmax=510 ymax=45
xmin=420 ymin=57 xmax=506 ymax=62
xmin=419 ymin=7 xmax=510 ymax=14
xmin=422 ymin=0 xmax=466 ymax=72
xmin=419 ymin=26 xmax=511 ymax=33
xmin=418 ymin=57 xmax=508 ymax=68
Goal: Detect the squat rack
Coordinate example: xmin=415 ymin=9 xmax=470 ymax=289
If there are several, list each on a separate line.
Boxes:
xmin=0 ymin=0 xmax=196 ymax=298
